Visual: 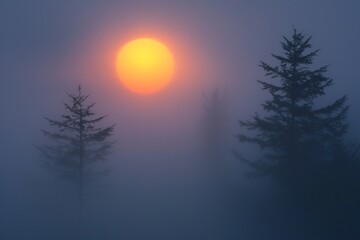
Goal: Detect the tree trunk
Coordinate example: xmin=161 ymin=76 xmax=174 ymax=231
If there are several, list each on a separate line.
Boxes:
xmin=78 ymin=100 xmax=84 ymax=236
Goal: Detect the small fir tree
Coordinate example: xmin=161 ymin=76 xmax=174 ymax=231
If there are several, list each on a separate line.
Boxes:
xmin=38 ymin=86 xmax=115 ymax=218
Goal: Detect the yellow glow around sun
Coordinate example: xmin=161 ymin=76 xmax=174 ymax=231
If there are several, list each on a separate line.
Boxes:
xmin=116 ymin=38 xmax=174 ymax=94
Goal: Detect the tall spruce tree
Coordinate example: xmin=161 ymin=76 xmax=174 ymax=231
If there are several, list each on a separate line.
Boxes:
xmin=38 ymin=86 xmax=115 ymax=218
xmin=237 ymin=29 xmax=348 ymax=181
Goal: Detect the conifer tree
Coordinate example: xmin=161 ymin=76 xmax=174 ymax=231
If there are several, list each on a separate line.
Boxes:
xmin=237 ymin=29 xmax=348 ymax=181
xmin=202 ymin=89 xmax=227 ymax=161
xmin=201 ymin=89 xmax=228 ymax=181
xmin=38 ymin=86 xmax=115 ymax=218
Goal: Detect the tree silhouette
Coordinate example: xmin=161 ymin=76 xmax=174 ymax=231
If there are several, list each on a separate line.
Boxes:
xmin=200 ymin=87 xmax=232 ymax=191
xmin=201 ymin=88 xmax=228 ymax=169
xmin=38 ymin=86 xmax=115 ymax=220
xmin=237 ymin=29 xmax=348 ymax=183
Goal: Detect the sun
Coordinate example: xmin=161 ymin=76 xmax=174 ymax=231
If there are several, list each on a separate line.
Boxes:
xmin=116 ymin=38 xmax=175 ymax=94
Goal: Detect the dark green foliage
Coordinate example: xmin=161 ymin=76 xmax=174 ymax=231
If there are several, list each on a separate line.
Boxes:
xmin=38 ymin=86 xmax=115 ymax=177
xmin=237 ymin=29 xmax=348 ymax=179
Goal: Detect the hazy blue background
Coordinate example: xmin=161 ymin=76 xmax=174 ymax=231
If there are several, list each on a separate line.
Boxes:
xmin=1 ymin=1 xmax=359 ymax=239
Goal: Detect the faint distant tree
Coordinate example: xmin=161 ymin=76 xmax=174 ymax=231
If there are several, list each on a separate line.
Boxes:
xmin=236 ymin=29 xmax=348 ymax=183
xmin=38 ymin=86 xmax=115 ymax=219
xmin=201 ymin=88 xmax=228 ymax=180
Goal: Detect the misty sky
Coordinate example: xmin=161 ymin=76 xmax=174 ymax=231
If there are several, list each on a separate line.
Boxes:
xmin=1 ymin=1 xmax=360 ymax=239
xmin=1 ymin=0 xmax=360 ymax=168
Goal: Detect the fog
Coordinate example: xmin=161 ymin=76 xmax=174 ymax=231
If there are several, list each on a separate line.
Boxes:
xmin=1 ymin=0 xmax=360 ymax=239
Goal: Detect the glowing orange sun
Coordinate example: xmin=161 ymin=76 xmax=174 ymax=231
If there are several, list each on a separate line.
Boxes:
xmin=116 ymin=38 xmax=175 ymax=94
